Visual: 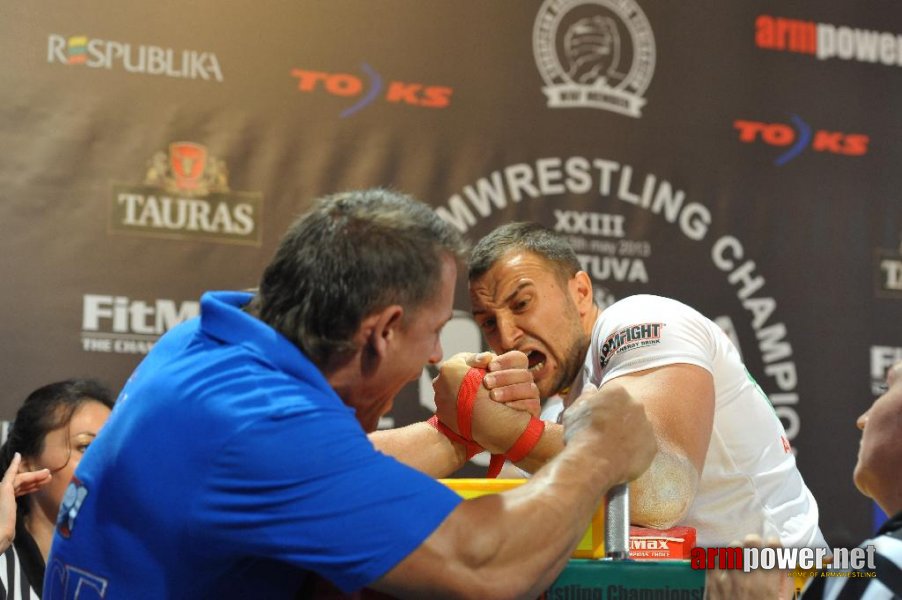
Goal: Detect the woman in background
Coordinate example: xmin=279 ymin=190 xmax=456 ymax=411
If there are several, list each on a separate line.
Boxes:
xmin=0 ymin=379 xmax=114 ymax=599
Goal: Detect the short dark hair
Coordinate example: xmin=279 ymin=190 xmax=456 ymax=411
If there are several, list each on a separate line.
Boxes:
xmin=251 ymin=188 xmax=468 ymax=368
xmin=0 ymin=378 xmax=115 ymax=513
xmin=468 ymin=222 xmax=581 ymax=283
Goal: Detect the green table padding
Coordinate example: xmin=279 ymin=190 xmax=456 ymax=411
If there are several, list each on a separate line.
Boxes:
xmin=546 ymin=559 xmax=705 ymax=599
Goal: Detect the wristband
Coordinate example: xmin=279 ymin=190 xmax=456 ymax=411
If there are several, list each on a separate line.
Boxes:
xmin=505 ymin=417 xmax=546 ymax=463
xmin=456 ymin=368 xmax=486 ymax=440
xmin=486 ymin=454 xmax=506 ymax=478
xmin=426 ymin=415 xmax=483 ymax=459
xmin=486 ymin=417 xmax=546 ymax=478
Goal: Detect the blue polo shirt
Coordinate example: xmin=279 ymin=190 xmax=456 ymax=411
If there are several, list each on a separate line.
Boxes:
xmin=45 ymin=291 xmax=462 ymax=599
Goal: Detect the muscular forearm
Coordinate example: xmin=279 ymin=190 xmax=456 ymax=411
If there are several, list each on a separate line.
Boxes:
xmin=378 ymin=435 xmax=619 ymax=600
xmin=499 ymin=422 xmax=698 ymax=529
xmin=472 ymin=405 xmax=697 ymax=531
xmin=512 ymin=423 xmax=564 ymax=474
xmin=369 ymin=422 xmax=467 ymax=478
xmin=373 ymin=381 xmax=657 ymax=599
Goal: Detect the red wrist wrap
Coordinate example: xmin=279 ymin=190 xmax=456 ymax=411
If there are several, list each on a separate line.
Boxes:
xmin=505 ymin=417 xmax=545 ymax=463
xmin=456 ymin=368 xmax=486 ymax=440
xmin=486 ymin=417 xmax=545 ymax=478
xmin=426 ymin=415 xmax=483 ymax=459
xmin=430 ymin=367 xmax=544 ymax=473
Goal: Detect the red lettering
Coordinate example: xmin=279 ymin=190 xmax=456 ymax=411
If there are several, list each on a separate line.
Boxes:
xmin=386 ymin=81 xmax=424 ymax=104
xmin=760 ymin=124 xmax=794 ymax=146
xmin=690 ymin=547 xmax=706 ymax=570
xmin=755 ymin=15 xmax=776 ymax=49
xmin=691 ymin=547 xmax=745 ymax=569
xmin=323 ymin=74 xmax=362 ymax=96
xmin=734 ymin=119 xmax=766 ymax=142
xmin=812 ymin=130 xmax=844 ymax=153
xmin=290 ymin=69 xmax=328 ymax=91
xmin=718 ymin=547 xmax=744 ymax=570
xmin=788 ymin=20 xmax=817 ymax=54
xmin=419 ymin=85 xmax=453 ymax=108
xmin=841 ymin=134 xmax=869 ymax=156
xmin=293 ymin=69 xmax=453 ymax=110
xmin=776 ymin=18 xmax=817 ymax=54
xmin=755 ymin=15 xmax=816 ymax=54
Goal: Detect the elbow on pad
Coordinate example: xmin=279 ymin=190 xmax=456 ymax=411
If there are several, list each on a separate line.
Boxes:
xmin=629 ymin=451 xmax=698 ymax=530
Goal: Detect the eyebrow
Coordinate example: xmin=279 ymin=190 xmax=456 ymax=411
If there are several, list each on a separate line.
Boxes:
xmin=472 ymin=282 xmax=533 ymax=316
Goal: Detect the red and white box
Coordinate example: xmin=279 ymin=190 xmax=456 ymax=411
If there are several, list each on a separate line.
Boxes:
xmin=629 ymin=526 xmax=697 ymax=560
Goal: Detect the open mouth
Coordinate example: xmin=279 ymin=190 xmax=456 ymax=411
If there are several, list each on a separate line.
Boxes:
xmin=527 ymin=350 xmax=547 ymax=373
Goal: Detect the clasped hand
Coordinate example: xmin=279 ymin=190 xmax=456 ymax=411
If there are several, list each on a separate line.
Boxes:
xmin=432 ymin=351 xmax=540 ymax=453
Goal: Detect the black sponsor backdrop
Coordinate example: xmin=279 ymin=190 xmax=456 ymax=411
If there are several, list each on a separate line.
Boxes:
xmin=1 ymin=1 xmax=900 ymax=547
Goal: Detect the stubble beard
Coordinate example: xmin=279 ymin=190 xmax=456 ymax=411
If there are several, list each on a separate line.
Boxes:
xmin=543 ymin=319 xmax=591 ymax=400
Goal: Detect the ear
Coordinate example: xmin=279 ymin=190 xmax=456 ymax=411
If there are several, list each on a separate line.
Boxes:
xmin=363 ymin=304 xmax=405 ymax=359
xmin=570 ymin=271 xmax=594 ymax=317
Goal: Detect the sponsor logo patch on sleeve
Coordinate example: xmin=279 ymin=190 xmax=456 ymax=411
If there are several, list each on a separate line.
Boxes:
xmin=599 ymin=322 xmax=665 ymax=368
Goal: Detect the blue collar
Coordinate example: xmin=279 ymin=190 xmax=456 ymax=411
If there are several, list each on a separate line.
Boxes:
xmin=198 ymin=291 xmax=334 ymax=394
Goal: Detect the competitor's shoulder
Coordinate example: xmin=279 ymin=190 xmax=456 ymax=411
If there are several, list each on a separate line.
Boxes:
xmin=595 ymin=295 xmax=717 ymax=350
xmin=603 ymin=294 xmax=704 ymax=320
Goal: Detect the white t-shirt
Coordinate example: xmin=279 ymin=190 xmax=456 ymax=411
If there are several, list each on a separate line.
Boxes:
xmin=554 ymin=294 xmax=827 ymax=548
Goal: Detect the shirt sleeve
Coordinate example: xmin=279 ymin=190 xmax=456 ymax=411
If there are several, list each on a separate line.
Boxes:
xmin=594 ymin=296 xmax=716 ymax=387
xmin=194 ymin=402 xmax=462 ymax=593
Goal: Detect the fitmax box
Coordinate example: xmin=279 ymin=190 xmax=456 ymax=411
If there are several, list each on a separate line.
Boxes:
xmin=629 ymin=526 xmax=697 ymax=560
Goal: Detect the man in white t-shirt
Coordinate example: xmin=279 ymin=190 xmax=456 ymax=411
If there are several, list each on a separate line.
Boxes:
xmin=457 ymin=221 xmax=826 ymax=548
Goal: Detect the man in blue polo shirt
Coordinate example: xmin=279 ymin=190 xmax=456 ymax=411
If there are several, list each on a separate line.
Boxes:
xmin=45 ymin=189 xmax=656 ymax=599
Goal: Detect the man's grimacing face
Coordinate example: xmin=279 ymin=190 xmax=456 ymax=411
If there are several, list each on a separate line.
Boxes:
xmin=355 ymin=254 xmax=457 ymax=432
xmin=469 ymin=251 xmax=589 ymax=400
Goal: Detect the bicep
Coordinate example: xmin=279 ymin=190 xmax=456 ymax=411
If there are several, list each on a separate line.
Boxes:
xmin=371 ymin=486 xmax=576 ymax=600
xmin=605 ymin=363 xmax=714 ymax=473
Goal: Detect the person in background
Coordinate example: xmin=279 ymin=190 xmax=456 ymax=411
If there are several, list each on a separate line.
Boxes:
xmin=707 ymin=360 xmax=902 ymax=599
xmin=46 ymin=189 xmax=656 ymax=599
xmin=801 ymin=359 xmax=901 ymax=598
xmin=0 ymin=378 xmax=114 ymax=599
xmin=0 ymin=454 xmax=51 ymax=552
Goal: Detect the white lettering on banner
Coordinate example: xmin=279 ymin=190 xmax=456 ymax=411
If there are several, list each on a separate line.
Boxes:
xmin=110 ymin=143 xmax=262 ymax=246
xmin=81 ymin=295 xmax=198 ymax=355
xmin=711 ymin=235 xmax=800 ymax=438
xmin=577 ymin=255 xmax=649 ymax=283
xmin=757 ymin=15 xmax=902 ymax=67
xmin=881 ymin=258 xmax=902 ymax=290
xmin=437 ymin=157 xmax=711 ymax=242
xmin=116 ymin=194 xmax=254 ymax=235
xmin=555 ymin=210 xmax=626 ymax=237
xmin=816 ymin=24 xmax=902 ymax=65
xmin=871 ymin=346 xmax=902 ymax=394
xmin=439 ymin=157 xmax=804 ymax=445
xmin=47 ymin=34 xmax=223 ymax=81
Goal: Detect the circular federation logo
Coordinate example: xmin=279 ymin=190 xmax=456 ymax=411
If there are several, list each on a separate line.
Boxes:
xmin=533 ymin=0 xmax=655 ymax=117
